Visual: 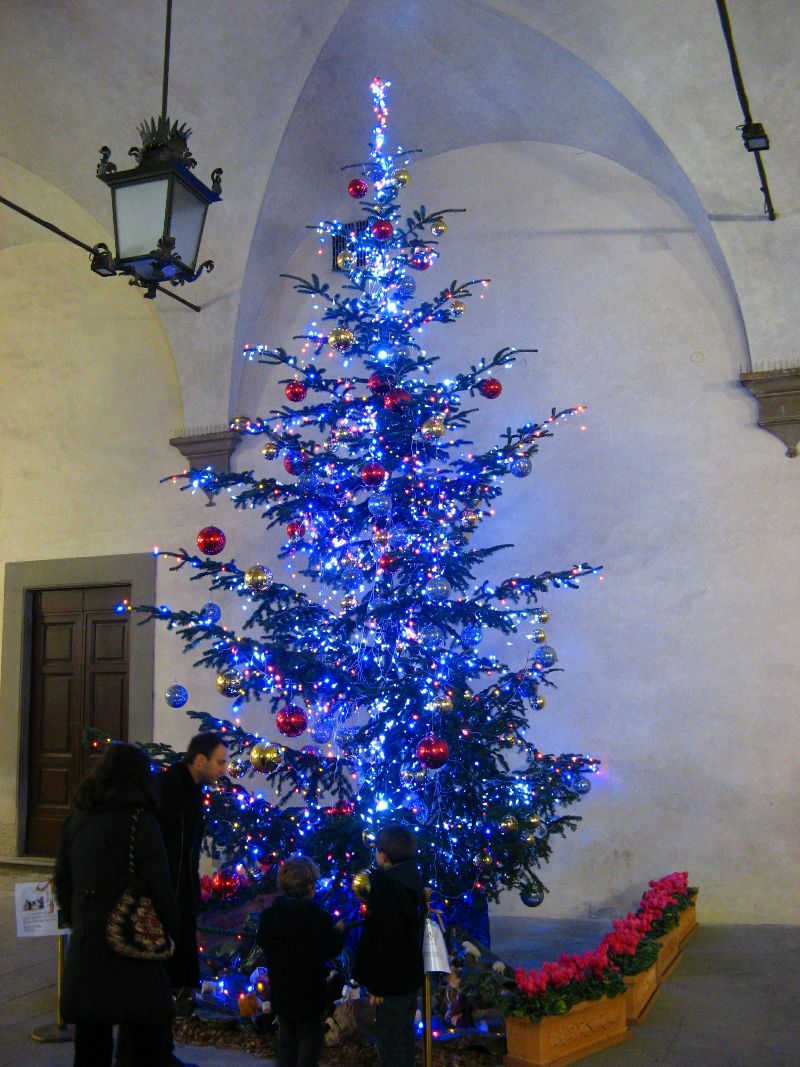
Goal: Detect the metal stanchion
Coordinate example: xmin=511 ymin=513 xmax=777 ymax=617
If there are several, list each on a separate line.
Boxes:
xmin=422 ymin=887 xmax=450 ymax=1067
xmin=30 ymin=932 xmax=73 ymax=1043
xmin=422 ymin=972 xmax=434 ymax=1067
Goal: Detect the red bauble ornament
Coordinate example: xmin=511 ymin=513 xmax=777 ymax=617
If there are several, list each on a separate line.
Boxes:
xmin=384 ymin=388 xmax=412 ymax=411
xmin=416 ymin=735 xmax=450 ymax=770
xmin=378 ymin=553 xmax=399 ymax=572
xmin=332 ymin=799 xmax=355 ymax=817
xmin=285 ymin=380 xmax=308 ymax=402
xmin=368 ymin=372 xmax=391 ymax=395
xmin=371 ymin=219 xmax=393 ymax=242
xmin=211 ymin=869 xmax=241 ymax=900
xmin=196 ymin=525 xmax=226 ymax=556
xmin=409 ymin=246 xmax=433 ymax=270
xmin=276 ymin=704 xmax=308 ymax=738
xmin=284 ymin=453 xmax=305 ymax=476
xmin=361 ymin=461 xmax=387 ymax=487
xmin=286 ymin=520 xmax=306 ymax=541
xmin=478 ymin=378 xmax=502 ymax=399
xmin=348 ymin=178 xmax=368 ymax=199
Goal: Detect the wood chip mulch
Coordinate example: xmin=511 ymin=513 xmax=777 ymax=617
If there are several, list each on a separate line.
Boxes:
xmin=175 ymin=1017 xmax=505 ymax=1065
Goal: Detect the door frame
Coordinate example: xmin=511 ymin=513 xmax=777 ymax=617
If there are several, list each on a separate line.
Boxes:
xmin=1 ymin=554 xmax=156 ymax=857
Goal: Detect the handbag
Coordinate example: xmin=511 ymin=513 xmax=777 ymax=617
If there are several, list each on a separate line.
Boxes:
xmin=105 ymin=807 xmax=175 ymax=961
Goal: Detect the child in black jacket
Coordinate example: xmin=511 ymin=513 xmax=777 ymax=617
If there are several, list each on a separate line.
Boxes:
xmin=257 ymin=856 xmax=345 ymax=1067
xmin=352 ymin=824 xmax=425 ymax=1067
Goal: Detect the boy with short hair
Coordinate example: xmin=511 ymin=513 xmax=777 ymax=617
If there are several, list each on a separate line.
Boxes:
xmin=352 ymin=823 xmax=425 ymax=1067
xmin=257 ymin=855 xmax=345 ymax=1067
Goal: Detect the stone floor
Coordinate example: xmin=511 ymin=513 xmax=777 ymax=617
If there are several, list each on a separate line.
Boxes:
xmin=2 ymin=867 xmax=798 ymax=1066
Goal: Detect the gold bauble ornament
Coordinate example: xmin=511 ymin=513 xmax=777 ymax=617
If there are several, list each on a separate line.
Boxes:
xmin=461 ymin=509 xmax=480 ymax=529
xmin=431 ymin=694 xmax=453 ymax=714
xmin=450 ymin=300 xmax=466 ymax=316
xmin=431 ymin=220 xmax=448 ymax=237
xmin=216 ymin=668 xmax=244 ymax=697
xmin=532 ymin=628 xmax=547 ymax=644
xmin=227 ymin=757 xmax=248 ymax=779
xmin=532 ymin=695 xmax=546 ymax=711
xmin=524 ymin=813 xmax=542 ymax=830
xmin=328 ymin=327 xmax=355 ymax=352
xmin=341 ymin=592 xmax=358 ymax=611
xmin=473 ymin=851 xmax=494 ymax=870
xmin=535 ymin=609 xmax=550 ymax=625
xmin=261 ymin=442 xmax=279 ymax=460
xmin=336 ymin=250 xmax=357 ymax=270
xmin=352 ymin=869 xmax=371 ymax=903
xmin=520 ymin=829 xmax=538 ymax=846
xmin=249 ymin=742 xmax=282 ymax=773
xmin=500 ymin=814 xmax=519 ymax=836
xmin=400 ymin=764 xmax=427 ymax=785
xmin=420 ymin=417 xmax=445 ymax=440
xmin=394 ymin=168 xmax=410 ymax=186
xmin=244 ymin=565 xmax=273 ymax=594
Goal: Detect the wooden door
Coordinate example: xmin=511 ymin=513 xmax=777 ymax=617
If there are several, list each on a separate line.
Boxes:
xmin=25 ymin=585 xmax=130 ymax=856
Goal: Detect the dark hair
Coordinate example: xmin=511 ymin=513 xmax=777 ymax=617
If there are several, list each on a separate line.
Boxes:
xmin=73 ymin=742 xmax=156 ymax=812
xmin=277 ymin=855 xmax=319 ymax=898
xmin=377 ymin=823 xmax=417 ymax=864
xmin=183 ymin=731 xmax=227 ymax=765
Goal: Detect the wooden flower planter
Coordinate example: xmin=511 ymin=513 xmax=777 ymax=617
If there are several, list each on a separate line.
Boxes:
xmin=654 ymin=925 xmax=683 ymax=980
xmin=504 ymin=995 xmax=630 ymax=1067
xmin=622 ymin=962 xmax=659 ymax=1025
xmin=676 ymin=898 xmax=698 ymax=947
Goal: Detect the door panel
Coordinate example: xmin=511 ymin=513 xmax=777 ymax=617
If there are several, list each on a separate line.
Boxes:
xmin=25 ymin=585 xmax=130 ymax=856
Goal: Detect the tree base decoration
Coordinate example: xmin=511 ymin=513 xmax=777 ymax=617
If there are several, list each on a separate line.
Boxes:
xmin=503 ymin=996 xmax=629 ymax=1067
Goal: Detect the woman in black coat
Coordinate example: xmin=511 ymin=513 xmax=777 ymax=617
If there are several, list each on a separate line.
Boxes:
xmin=54 ymin=743 xmax=179 ymax=1067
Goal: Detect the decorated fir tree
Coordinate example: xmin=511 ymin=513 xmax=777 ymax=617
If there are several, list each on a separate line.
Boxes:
xmin=147 ymin=78 xmax=601 ymax=923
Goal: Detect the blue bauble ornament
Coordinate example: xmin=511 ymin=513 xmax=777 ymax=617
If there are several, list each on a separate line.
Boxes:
xmin=312 ymin=719 xmax=334 ymax=744
xmin=200 ymin=602 xmax=221 ymax=625
xmin=509 ymin=454 xmax=533 ymax=478
xmin=425 ymin=577 xmax=451 ymax=601
xmin=341 ymin=564 xmax=361 ymax=589
xmin=394 ymin=277 xmax=416 ymax=301
xmin=573 ymin=775 xmax=592 ymax=795
xmin=520 ymin=887 xmax=545 ymax=908
xmin=461 ymin=625 xmax=483 ymax=647
xmin=534 ymin=645 xmax=558 ymax=668
xmin=165 ymin=684 xmax=188 ymax=708
xmin=419 ymin=624 xmax=444 ymax=650
xmin=368 ymin=495 xmax=392 ymax=519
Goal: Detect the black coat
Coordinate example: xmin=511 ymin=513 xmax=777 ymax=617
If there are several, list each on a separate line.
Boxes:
xmin=54 ymin=806 xmax=178 ymax=1026
xmin=352 ymin=861 xmax=424 ymax=997
xmin=156 ymin=761 xmax=204 ymax=988
xmin=257 ymin=896 xmax=344 ymax=1018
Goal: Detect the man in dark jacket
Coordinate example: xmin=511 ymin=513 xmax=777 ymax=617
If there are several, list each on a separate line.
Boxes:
xmin=352 ymin=824 xmax=424 ymax=1067
xmin=156 ymin=731 xmax=227 ymax=1065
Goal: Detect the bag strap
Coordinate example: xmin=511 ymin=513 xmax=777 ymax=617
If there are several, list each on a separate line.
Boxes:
xmin=127 ymin=807 xmax=143 ymax=876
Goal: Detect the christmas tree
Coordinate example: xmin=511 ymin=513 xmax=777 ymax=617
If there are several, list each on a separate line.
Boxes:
xmin=147 ymin=78 xmax=601 ymax=919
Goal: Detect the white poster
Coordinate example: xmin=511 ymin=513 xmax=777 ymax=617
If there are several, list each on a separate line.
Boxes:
xmin=15 ymin=880 xmax=63 ymax=938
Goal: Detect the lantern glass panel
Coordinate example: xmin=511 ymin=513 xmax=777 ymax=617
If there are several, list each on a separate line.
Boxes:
xmin=169 ymin=178 xmax=208 ymax=270
xmin=113 ymin=178 xmax=169 ymax=259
